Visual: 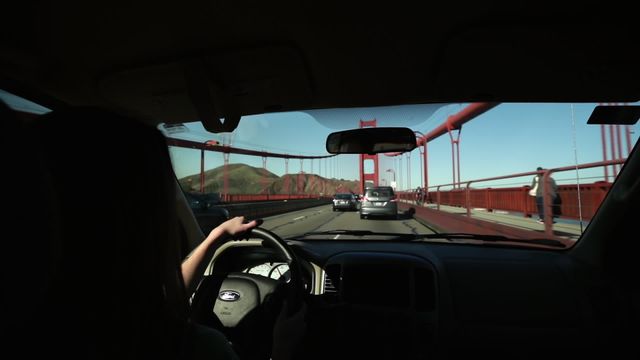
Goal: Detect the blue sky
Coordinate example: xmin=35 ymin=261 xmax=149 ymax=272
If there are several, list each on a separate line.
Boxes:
xmin=166 ymin=103 xmax=639 ymax=190
xmin=2 ymin=88 xmax=635 ymax=191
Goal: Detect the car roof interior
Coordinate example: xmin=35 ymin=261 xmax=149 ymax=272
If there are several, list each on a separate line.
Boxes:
xmin=2 ymin=2 xmax=639 ymax=360
xmin=2 ymin=3 xmax=640 ymax=124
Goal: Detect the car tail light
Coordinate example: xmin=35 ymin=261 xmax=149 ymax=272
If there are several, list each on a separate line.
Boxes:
xmin=390 ymin=195 xmax=398 ymax=202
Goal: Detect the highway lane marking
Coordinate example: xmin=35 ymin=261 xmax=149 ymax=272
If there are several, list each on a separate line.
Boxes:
xmin=333 ymin=234 xmax=340 ymax=239
xmin=261 ymin=204 xmax=331 ymax=222
xmin=300 ymin=211 xmax=345 ymax=234
xmin=266 ymin=206 xmax=335 ymax=232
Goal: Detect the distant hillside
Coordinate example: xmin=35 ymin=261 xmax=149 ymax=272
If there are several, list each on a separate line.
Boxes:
xmin=179 ymin=163 xmax=278 ymax=194
xmin=265 ymin=173 xmax=359 ymax=195
xmin=179 ymin=164 xmax=359 ymax=195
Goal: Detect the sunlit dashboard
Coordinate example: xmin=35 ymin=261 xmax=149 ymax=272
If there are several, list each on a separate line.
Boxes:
xmin=213 ymin=239 xmax=439 ymax=304
xmin=245 ymin=262 xmax=291 ymax=282
xmin=206 ymin=237 xmax=602 ymax=359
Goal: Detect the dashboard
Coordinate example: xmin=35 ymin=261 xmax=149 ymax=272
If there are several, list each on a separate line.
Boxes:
xmin=208 ymin=238 xmax=611 ymax=359
xmin=322 ymin=252 xmax=436 ymax=311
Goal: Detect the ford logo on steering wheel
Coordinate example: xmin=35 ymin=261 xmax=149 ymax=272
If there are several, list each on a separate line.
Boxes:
xmin=218 ymin=290 xmax=241 ymax=302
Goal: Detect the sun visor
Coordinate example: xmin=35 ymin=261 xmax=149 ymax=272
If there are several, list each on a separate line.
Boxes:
xmin=587 ymin=105 xmax=640 ymax=125
xmin=98 ymin=47 xmax=312 ymax=132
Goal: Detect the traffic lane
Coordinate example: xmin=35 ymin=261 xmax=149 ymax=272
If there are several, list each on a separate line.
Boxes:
xmin=261 ymin=204 xmax=338 ymax=238
xmin=311 ymin=210 xmax=436 ymax=237
xmin=260 ymin=205 xmax=435 ymax=239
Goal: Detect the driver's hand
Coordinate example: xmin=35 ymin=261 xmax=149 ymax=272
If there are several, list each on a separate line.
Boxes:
xmin=217 ymin=216 xmax=260 ymax=237
xmin=271 ymin=300 xmax=307 ymax=360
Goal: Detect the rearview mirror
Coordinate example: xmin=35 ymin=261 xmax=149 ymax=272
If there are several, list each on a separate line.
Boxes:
xmin=326 ymin=127 xmax=417 ymax=154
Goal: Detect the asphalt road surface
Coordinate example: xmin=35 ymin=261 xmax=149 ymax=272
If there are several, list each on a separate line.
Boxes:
xmin=260 ymin=204 xmax=436 ymax=239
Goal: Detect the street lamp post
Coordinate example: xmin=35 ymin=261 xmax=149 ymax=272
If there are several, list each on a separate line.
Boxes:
xmin=414 ymin=131 xmax=428 ymax=192
xmin=385 ymin=168 xmax=396 ymax=190
xmin=200 ymin=140 xmax=220 ymax=193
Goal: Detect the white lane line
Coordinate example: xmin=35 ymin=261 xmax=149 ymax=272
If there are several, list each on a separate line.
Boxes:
xmin=293 ymin=216 xmax=306 ymax=221
xmin=333 ymin=234 xmax=340 ymax=239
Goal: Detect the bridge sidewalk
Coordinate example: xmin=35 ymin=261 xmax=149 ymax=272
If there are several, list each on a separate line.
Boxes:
xmin=403 ymin=201 xmax=586 ymax=242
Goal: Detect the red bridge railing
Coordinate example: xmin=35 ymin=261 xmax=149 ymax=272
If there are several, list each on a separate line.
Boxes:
xmin=402 ymin=183 xmax=612 ymax=220
xmin=223 ymin=194 xmax=328 ymax=202
xmin=399 ymin=159 xmax=625 ymax=236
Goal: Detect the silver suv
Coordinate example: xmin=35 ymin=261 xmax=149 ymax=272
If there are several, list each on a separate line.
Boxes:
xmin=359 ymin=186 xmax=398 ymax=219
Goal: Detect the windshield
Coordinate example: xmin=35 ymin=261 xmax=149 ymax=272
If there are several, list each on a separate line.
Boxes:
xmin=335 ymin=194 xmax=354 ymax=199
xmin=162 ymin=103 xmax=638 ymax=248
xmin=366 ymin=188 xmax=394 ymax=197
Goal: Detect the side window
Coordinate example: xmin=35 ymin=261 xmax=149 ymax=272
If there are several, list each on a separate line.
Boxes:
xmin=0 ymin=89 xmax=51 ymax=114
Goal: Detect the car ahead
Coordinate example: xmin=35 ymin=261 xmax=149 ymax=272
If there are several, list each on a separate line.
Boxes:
xmin=359 ymin=186 xmax=398 ymax=219
xmin=332 ymin=193 xmax=357 ymax=211
xmin=183 ymin=191 xmax=230 ymax=234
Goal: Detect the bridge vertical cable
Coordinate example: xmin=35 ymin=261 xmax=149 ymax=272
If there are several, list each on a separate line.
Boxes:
xmin=571 ymin=104 xmax=584 ymax=232
xmin=359 ymin=119 xmax=379 ymax=193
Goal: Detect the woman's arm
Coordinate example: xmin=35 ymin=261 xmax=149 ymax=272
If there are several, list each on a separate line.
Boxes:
xmin=181 ymin=216 xmax=258 ymax=295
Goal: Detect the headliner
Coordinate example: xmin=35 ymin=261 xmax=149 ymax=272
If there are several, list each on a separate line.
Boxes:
xmin=1 ymin=2 xmax=639 ymax=125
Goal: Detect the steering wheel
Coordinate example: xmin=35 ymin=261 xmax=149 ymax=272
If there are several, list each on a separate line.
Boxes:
xmin=189 ymin=227 xmax=304 ymax=359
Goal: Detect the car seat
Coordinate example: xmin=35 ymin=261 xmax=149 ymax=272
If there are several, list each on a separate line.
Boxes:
xmin=27 ymin=107 xmax=191 ymax=359
xmin=1 ymin=100 xmax=61 ymax=357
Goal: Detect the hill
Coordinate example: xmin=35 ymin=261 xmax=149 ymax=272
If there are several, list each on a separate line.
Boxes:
xmin=265 ymin=173 xmax=359 ymax=195
xmin=179 ymin=164 xmax=359 ymax=195
xmin=179 ymin=163 xmax=278 ymax=194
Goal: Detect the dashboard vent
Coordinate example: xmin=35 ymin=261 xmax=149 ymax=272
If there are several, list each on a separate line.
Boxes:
xmin=324 ymin=276 xmax=337 ymax=293
xmin=323 ymin=264 xmax=341 ymax=294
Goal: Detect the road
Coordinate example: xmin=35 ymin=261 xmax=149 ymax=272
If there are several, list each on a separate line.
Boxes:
xmin=260 ymin=204 xmax=436 ymax=239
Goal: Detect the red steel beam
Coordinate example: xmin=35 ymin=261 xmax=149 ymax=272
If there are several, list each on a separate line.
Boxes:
xmin=416 ymin=102 xmax=499 ymax=146
xmin=385 ymin=102 xmax=499 ymax=157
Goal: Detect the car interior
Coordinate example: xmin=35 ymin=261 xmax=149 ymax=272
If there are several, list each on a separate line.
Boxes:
xmin=2 ymin=2 xmax=639 ymax=360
